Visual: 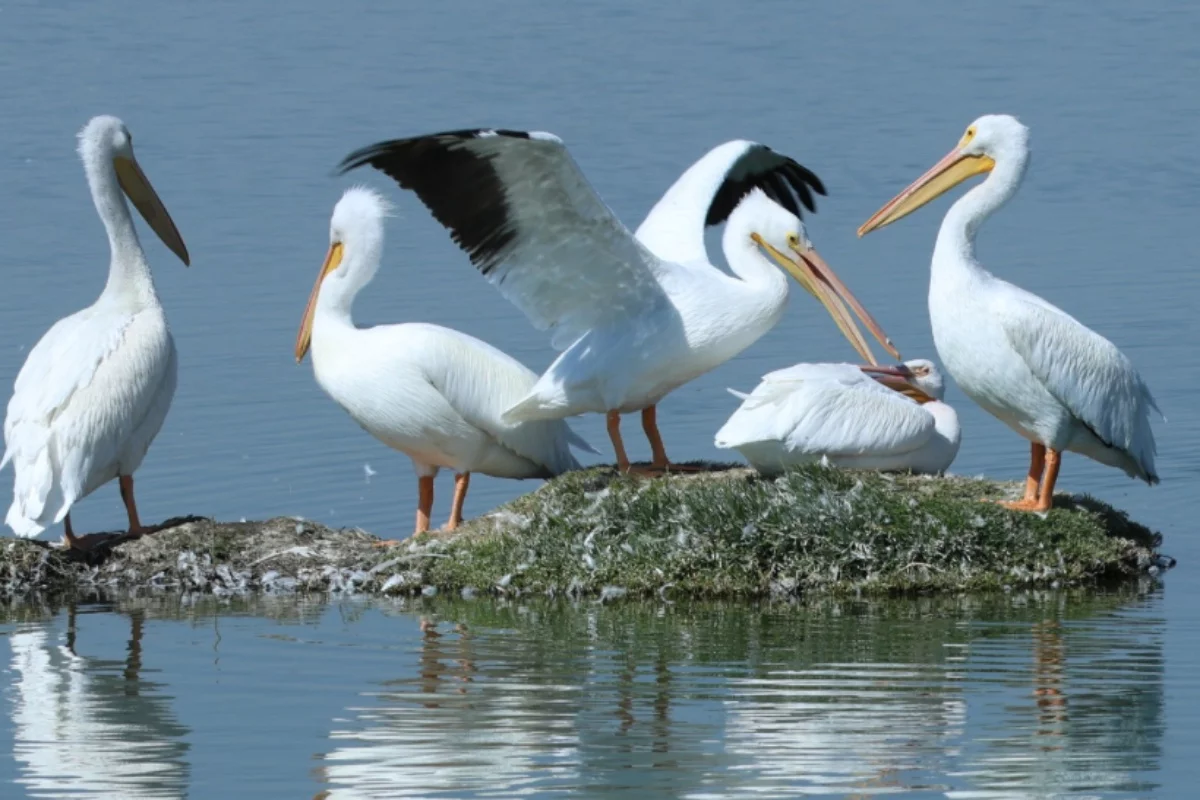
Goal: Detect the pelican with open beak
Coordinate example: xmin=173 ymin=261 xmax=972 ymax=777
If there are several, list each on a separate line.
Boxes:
xmin=2 ymin=115 xmax=190 ymax=550
xmin=857 ymin=114 xmax=1161 ymax=511
xmin=752 ymin=229 xmax=894 ymax=368
xmin=860 ymin=363 xmax=939 ymax=404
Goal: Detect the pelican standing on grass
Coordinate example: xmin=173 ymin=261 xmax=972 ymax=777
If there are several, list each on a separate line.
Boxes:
xmin=2 ymin=115 xmax=190 ymax=550
xmin=858 ymin=114 xmax=1160 ymax=511
xmin=715 ymin=359 xmax=960 ymax=476
xmin=295 ymin=187 xmax=594 ymax=536
xmin=339 ymin=130 xmax=899 ymax=473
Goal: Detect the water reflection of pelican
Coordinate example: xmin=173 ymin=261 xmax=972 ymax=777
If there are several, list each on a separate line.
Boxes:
xmin=6 ymin=606 xmax=190 ymax=798
xmin=310 ymin=596 xmax=1164 ymax=798
xmin=717 ymin=662 xmax=967 ymax=796
xmin=314 ymin=617 xmax=578 ymax=798
xmin=947 ymin=605 xmax=1164 ymax=797
xmin=1033 ymin=620 xmax=1068 ymax=741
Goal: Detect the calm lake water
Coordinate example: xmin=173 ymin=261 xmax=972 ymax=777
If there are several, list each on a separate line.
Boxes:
xmin=0 ymin=0 xmax=1198 ymax=796
xmin=0 ymin=590 xmax=1171 ymax=798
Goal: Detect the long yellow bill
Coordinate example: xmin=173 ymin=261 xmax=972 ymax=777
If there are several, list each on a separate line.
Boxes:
xmin=857 ymin=147 xmax=995 ymax=236
xmin=859 ymin=364 xmax=936 ymax=404
xmin=755 ymin=235 xmax=901 ymax=366
xmin=114 ymin=155 xmax=190 ymax=265
xmin=295 ymin=242 xmax=344 ymax=362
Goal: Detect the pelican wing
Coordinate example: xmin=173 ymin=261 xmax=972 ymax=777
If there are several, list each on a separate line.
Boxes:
xmin=998 ymin=291 xmax=1160 ymax=469
xmin=409 ymin=326 xmax=596 ymax=475
xmin=716 ymin=363 xmax=935 ymax=457
xmin=340 ymin=129 xmax=671 ymax=350
xmin=2 ymin=309 xmax=173 ymax=532
xmin=635 ymin=140 xmax=826 ymax=265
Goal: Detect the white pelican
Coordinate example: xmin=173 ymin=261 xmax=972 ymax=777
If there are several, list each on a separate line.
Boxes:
xmin=295 ymin=187 xmax=594 ymax=536
xmin=8 ymin=610 xmax=188 ymax=797
xmin=2 ymin=115 xmax=190 ymax=550
xmin=858 ymin=114 xmax=1160 ymax=511
xmin=715 ymin=359 xmax=961 ymax=476
xmin=338 ymin=130 xmax=899 ymax=474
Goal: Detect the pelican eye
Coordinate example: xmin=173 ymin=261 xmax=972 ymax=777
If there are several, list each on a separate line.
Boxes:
xmin=786 ymin=233 xmax=800 ymax=247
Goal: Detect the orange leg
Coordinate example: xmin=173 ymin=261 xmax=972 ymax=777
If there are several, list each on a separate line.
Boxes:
xmin=1035 ymin=449 xmax=1062 ymax=512
xmin=1001 ymin=446 xmax=1061 ymax=512
xmin=639 ymin=405 xmax=705 ymax=473
xmin=118 ymin=475 xmax=146 ymax=536
xmin=643 ymin=405 xmax=670 ymax=468
xmin=415 ymin=475 xmax=434 ymax=533
xmin=444 ymin=472 xmax=470 ymax=531
xmin=608 ymin=411 xmax=632 ymax=472
xmin=375 ymin=475 xmax=437 ymax=547
xmin=1020 ymin=443 xmax=1046 ymax=503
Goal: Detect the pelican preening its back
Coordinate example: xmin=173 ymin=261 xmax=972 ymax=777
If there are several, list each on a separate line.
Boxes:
xmin=715 ymin=359 xmax=961 ymax=476
xmin=2 ymin=115 xmax=190 ymax=550
xmin=338 ymin=130 xmax=899 ymax=474
xmin=859 ymin=114 xmax=1160 ymax=511
xmin=295 ymin=187 xmax=594 ymax=535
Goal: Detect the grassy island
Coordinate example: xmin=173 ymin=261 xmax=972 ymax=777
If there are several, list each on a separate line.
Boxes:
xmin=0 ymin=465 xmax=1170 ymax=600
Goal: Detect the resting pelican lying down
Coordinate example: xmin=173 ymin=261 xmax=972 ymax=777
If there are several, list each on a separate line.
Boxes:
xmin=295 ymin=188 xmax=594 ymax=536
xmin=715 ymin=359 xmax=960 ymax=476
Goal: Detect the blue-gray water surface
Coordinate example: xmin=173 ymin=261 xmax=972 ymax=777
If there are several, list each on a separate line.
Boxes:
xmin=0 ymin=0 xmax=1197 ymax=797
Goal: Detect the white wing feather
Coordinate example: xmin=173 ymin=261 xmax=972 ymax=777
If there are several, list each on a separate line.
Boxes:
xmin=2 ymin=307 xmax=173 ymax=536
xmin=997 ymin=290 xmax=1159 ymax=472
xmin=716 ymin=363 xmax=935 ymax=457
xmin=409 ymin=326 xmax=596 ymax=473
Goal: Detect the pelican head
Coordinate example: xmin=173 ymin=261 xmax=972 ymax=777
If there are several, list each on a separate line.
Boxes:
xmin=78 ymin=115 xmax=190 ymax=265
xmin=861 ymin=358 xmax=945 ymax=404
xmin=858 ymin=115 xmax=1030 ymax=236
xmin=740 ymin=191 xmax=900 ymax=366
xmin=295 ymin=186 xmax=392 ymax=362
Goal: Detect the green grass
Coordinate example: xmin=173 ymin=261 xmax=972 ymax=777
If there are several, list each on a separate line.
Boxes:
xmin=405 ymin=464 xmax=1164 ymax=597
xmin=0 ymin=464 xmax=1167 ymax=599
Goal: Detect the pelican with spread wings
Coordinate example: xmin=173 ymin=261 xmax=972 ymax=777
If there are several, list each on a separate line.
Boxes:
xmin=339 ymin=130 xmax=898 ymax=473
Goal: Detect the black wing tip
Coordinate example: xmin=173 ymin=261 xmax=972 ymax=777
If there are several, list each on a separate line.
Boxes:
xmin=333 ymin=127 xmax=530 ymax=277
xmin=705 ymin=142 xmax=828 ymax=227
xmin=753 ymin=143 xmax=827 ymax=194
xmin=804 ymin=167 xmax=828 ymax=197
xmin=337 ymin=141 xmax=392 ymax=175
xmin=771 ymin=151 xmax=827 ymax=201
